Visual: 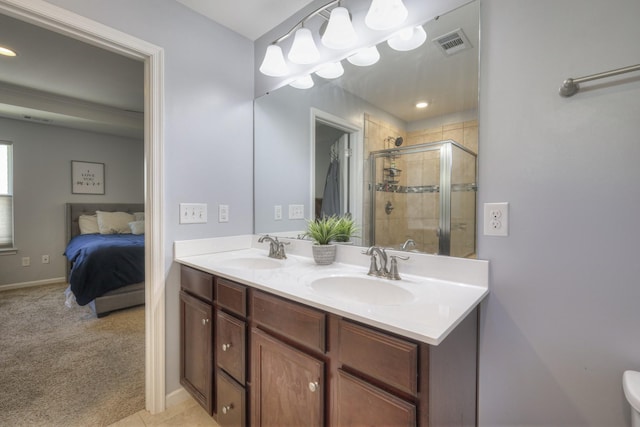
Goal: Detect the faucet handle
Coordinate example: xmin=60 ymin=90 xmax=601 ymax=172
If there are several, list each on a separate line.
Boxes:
xmin=387 ymin=255 xmax=409 ymax=280
xmin=366 ymin=252 xmax=380 ymax=276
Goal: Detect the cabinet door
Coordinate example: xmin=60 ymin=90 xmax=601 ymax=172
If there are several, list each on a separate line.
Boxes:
xmin=334 ymin=369 xmax=416 ymax=427
xmin=251 ymin=328 xmax=324 ymax=427
xmin=180 ymin=290 xmax=214 ymax=414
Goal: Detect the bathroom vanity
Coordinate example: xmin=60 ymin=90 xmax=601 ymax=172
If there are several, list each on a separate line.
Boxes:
xmin=175 ymin=235 xmax=488 ymax=427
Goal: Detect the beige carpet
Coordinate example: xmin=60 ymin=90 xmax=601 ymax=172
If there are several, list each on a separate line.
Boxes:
xmin=0 ymin=282 xmax=145 ymax=427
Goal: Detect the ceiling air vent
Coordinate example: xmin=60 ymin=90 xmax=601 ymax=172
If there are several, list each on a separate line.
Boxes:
xmin=433 ymin=28 xmax=472 ymax=56
xmin=23 ymin=115 xmax=52 ymax=124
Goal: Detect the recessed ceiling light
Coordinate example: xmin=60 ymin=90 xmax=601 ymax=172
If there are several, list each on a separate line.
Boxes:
xmin=416 ymin=101 xmax=428 ymax=109
xmin=0 ymin=46 xmax=17 ymax=57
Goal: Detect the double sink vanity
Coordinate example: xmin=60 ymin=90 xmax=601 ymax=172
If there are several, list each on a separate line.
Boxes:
xmin=174 ymin=235 xmax=488 ymax=426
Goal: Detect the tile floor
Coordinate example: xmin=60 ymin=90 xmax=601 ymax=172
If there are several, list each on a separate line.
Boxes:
xmin=109 ymin=397 xmax=219 ymax=427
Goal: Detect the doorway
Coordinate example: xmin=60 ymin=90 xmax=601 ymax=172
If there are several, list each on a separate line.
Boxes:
xmin=0 ymin=0 xmax=166 ymax=413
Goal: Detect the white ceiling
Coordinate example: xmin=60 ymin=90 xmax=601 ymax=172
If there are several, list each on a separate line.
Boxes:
xmin=176 ymin=0 xmax=316 ymax=41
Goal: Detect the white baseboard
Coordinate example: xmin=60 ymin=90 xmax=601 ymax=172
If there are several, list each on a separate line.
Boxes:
xmin=165 ymin=387 xmax=191 ymax=409
xmin=0 ymin=277 xmax=66 ymax=292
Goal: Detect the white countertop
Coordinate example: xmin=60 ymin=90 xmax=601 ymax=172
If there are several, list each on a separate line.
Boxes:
xmin=174 ymin=235 xmax=489 ymax=346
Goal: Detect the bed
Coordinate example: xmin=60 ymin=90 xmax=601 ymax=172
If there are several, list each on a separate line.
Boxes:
xmin=64 ymin=203 xmax=145 ymax=317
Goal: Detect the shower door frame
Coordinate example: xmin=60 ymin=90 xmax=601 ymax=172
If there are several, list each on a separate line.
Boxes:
xmin=368 ymin=139 xmax=477 ymax=255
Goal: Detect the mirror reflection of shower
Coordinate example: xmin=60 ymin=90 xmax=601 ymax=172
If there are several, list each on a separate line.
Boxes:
xmin=369 ymin=139 xmax=477 ymax=257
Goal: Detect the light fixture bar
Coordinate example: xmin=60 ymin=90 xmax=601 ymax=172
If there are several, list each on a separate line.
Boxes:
xmin=272 ymin=0 xmax=340 ymax=45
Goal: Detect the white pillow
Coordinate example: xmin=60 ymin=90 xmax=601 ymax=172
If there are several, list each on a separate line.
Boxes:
xmin=133 ymin=212 xmax=145 ymax=222
xmin=96 ymin=211 xmax=134 ymax=234
xmin=129 ymin=220 xmax=145 ymax=235
xmin=78 ymin=214 xmax=99 ymax=234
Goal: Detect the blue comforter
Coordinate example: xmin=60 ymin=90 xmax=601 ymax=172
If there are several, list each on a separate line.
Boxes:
xmin=64 ymin=234 xmax=144 ymax=305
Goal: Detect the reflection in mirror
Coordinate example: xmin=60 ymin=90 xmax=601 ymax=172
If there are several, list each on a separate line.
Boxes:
xmin=254 ymin=1 xmax=479 ymax=258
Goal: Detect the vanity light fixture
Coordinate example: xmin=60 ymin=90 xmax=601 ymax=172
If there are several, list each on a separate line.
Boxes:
xmin=387 ymin=25 xmax=427 ymax=51
xmin=347 ymin=46 xmax=380 ymax=67
xmin=416 ymin=101 xmax=429 ymax=109
xmin=259 ymin=44 xmax=289 ymax=77
xmin=315 ymin=61 xmax=344 ymax=79
xmin=288 ymin=27 xmax=320 ymax=65
xmin=321 ymin=6 xmax=357 ymax=49
xmin=289 ymin=74 xmax=315 ymax=89
xmin=0 ymin=46 xmax=17 ymax=57
xmin=365 ymin=0 xmax=408 ymax=31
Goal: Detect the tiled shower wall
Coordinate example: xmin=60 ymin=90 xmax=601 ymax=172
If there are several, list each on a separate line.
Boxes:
xmin=363 ymin=114 xmax=478 ymax=255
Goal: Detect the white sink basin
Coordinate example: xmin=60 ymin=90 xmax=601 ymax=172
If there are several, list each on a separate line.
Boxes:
xmin=222 ymin=257 xmax=284 ymax=270
xmin=310 ymin=275 xmax=415 ymax=306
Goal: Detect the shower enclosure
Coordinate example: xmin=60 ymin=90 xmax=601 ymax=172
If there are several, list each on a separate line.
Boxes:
xmin=368 ymin=140 xmax=477 ymax=257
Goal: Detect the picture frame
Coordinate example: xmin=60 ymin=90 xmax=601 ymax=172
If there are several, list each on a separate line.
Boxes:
xmin=71 ymin=161 xmax=105 ymax=195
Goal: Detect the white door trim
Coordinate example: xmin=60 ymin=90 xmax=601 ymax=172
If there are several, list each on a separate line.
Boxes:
xmin=0 ymin=0 xmax=166 ymax=413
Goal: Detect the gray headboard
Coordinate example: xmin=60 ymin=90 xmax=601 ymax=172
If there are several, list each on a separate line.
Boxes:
xmin=65 ymin=203 xmax=145 ymax=242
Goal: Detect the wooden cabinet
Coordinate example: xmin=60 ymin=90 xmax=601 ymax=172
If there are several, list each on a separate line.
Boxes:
xmin=250 ymin=328 xmax=324 ymax=427
xmin=179 ymin=266 xmax=477 ymax=427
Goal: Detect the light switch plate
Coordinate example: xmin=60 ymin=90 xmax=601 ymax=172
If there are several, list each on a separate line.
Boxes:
xmin=288 ymin=204 xmax=304 ymax=220
xmin=180 ymin=203 xmax=207 ymax=224
xmin=218 ymin=204 xmax=229 ymax=223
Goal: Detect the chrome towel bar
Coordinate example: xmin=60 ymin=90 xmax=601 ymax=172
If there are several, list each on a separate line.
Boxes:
xmin=559 ymin=64 xmax=640 ymax=97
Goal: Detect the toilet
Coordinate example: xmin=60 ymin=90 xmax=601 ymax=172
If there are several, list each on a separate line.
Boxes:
xmin=624 ymin=370 xmax=640 ymax=427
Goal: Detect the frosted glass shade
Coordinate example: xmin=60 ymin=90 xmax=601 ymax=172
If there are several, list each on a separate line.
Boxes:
xmin=387 ymin=25 xmax=427 ymax=51
xmin=321 ymin=7 xmax=357 ymax=50
xmin=259 ymin=45 xmax=289 ymax=77
xmin=365 ymin=0 xmax=408 ymax=31
xmin=315 ymin=61 xmax=344 ymax=79
xmin=288 ymin=27 xmax=320 ymax=64
xmin=289 ymin=75 xmax=314 ymax=89
xmin=347 ymin=46 xmax=380 ymax=67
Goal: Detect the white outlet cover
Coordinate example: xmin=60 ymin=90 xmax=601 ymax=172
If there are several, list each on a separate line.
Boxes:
xmin=484 ymin=202 xmax=509 ymax=236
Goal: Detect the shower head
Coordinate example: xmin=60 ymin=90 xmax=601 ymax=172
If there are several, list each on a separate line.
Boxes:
xmin=385 ymin=136 xmax=404 ymax=147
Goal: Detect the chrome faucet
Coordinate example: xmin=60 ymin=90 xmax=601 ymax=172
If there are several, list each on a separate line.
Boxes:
xmin=258 ymin=235 xmax=288 ymax=259
xmin=401 ymin=239 xmax=416 ymax=251
xmin=364 ymin=246 xmax=409 ymax=280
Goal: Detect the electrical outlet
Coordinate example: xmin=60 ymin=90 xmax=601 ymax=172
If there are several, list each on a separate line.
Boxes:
xmin=42 ymin=255 xmax=50 ymax=264
xmin=218 ymin=204 xmax=229 ymax=223
xmin=274 ymin=205 xmax=282 ymax=220
xmin=484 ymin=202 xmax=509 ymax=236
xmin=288 ymin=204 xmax=305 ymax=220
xmin=179 ymin=203 xmax=207 ymax=224
xmin=21 ymin=257 xmax=30 ymax=267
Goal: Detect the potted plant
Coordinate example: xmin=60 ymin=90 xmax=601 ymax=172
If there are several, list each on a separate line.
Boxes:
xmin=305 ymin=216 xmax=341 ymax=265
xmin=333 ymin=215 xmax=359 ymax=244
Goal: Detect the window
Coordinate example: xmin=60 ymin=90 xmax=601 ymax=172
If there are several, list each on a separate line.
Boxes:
xmin=0 ymin=141 xmax=13 ymax=250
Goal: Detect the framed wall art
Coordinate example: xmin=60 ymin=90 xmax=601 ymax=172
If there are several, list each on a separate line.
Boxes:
xmin=71 ymin=161 xmax=105 ymax=194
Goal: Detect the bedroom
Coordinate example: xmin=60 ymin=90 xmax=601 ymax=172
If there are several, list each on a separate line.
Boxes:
xmin=0 ymin=11 xmax=147 ymax=424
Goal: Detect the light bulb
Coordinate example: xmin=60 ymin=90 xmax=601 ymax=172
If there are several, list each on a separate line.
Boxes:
xmin=259 ymin=45 xmax=289 ymax=77
xmin=315 ymin=62 xmax=344 ymax=79
xmin=347 ymin=46 xmax=380 ymax=67
xmin=321 ymin=7 xmax=357 ymax=50
xmin=388 ymin=25 xmax=427 ymax=51
xmin=365 ymin=0 xmax=408 ymax=31
xmin=289 ymin=75 xmax=315 ymax=89
xmin=288 ymin=27 xmax=320 ymax=65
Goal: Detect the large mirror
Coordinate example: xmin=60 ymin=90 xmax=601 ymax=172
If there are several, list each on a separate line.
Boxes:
xmin=254 ymin=0 xmax=479 ymax=258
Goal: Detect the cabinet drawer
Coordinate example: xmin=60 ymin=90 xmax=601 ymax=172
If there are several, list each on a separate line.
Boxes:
xmin=216 ymin=278 xmax=247 ymax=317
xmin=338 ymin=319 xmax=418 ymax=395
xmin=334 ymin=369 xmax=416 ymax=427
xmin=217 ymin=310 xmax=246 ymax=384
xmin=251 ymin=290 xmax=326 ymax=353
xmin=180 ymin=265 xmax=213 ymax=303
xmin=216 ymin=371 xmax=246 ymax=427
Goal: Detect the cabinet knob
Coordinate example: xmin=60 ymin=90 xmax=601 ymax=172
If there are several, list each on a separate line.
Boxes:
xmin=222 ymin=403 xmax=234 ymax=414
xmin=221 ymin=343 xmax=232 ymax=351
xmin=202 ymin=318 xmax=209 ymax=326
xmin=308 ymin=381 xmax=319 ymax=393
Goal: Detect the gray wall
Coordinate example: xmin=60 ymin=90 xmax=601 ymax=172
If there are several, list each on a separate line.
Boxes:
xmin=0 ymin=117 xmax=143 ymax=287
xmin=477 ymin=0 xmax=640 ymax=425
xmin=43 ymin=0 xmax=255 ymax=396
